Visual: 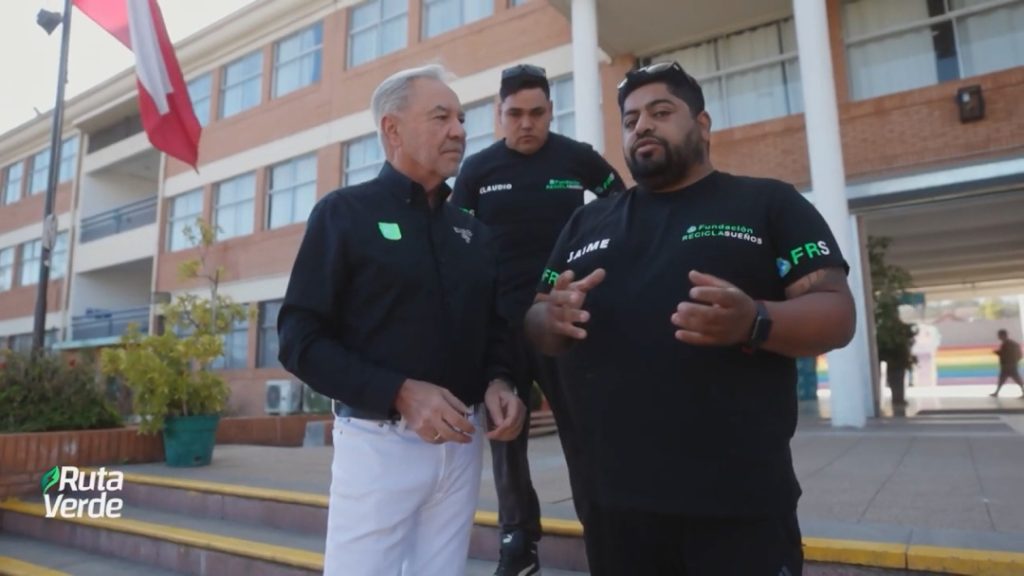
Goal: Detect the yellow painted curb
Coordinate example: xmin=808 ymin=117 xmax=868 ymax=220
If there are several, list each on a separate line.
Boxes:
xmin=473 ymin=510 xmax=584 ymax=537
xmin=110 ymin=470 xmax=329 ymax=508
xmin=909 ymin=545 xmax=1024 ymax=576
xmin=0 ymin=499 xmax=323 ymax=572
xmin=803 ymin=537 xmax=907 ymax=569
xmin=110 ymin=471 xmax=589 ymax=535
xmin=0 ymin=557 xmax=69 ymax=576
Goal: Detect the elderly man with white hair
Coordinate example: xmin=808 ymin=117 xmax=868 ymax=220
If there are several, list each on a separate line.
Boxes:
xmin=278 ymin=65 xmax=526 ymax=576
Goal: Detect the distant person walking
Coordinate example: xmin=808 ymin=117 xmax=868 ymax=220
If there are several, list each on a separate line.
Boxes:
xmin=990 ymin=329 xmax=1024 ymax=397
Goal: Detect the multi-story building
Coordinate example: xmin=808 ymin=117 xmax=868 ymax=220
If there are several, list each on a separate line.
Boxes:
xmin=1 ymin=0 xmax=1022 ymax=421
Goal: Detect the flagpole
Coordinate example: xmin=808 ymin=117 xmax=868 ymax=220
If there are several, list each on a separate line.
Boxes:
xmin=32 ymin=0 xmax=74 ymax=354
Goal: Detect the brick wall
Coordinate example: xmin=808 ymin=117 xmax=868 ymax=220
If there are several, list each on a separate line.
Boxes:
xmin=0 ymin=427 xmax=164 ymax=499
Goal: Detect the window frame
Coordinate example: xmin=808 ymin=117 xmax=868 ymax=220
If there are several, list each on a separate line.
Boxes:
xmin=267 ymin=154 xmax=318 ymax=229
xmin=842 ymin=0 xmax=1023 ymax=100
xmin=348 ymin=0 xmax=409 ymax=68
xmin=219 ymin=50 xmax=264 ymax=119
xmin=214 ymin=173 xmax=257 ymax=241
xmin=166 ymin=189 xmax=204 ymax=252
xmin=273 ymin=22 xmax=324 ymax=98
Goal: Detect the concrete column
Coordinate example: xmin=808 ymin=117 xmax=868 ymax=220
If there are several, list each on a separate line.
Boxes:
xmin=794 ymin=0 xmax=870 ymax=427
xmin=570 ymin=0 xmax=605 ymax=152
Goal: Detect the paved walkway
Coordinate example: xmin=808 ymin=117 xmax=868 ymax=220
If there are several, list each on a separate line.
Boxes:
xmin=117 ymin=391 xmax=1024 ymax=557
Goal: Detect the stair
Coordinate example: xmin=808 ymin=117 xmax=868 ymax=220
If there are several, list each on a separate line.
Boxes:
xmin=0 ymin=469 xmax=967 ymax=575
xmin=0 ymin=471 xmax=588 ymax=575
xmin=529 ymin=410 xmax=558 ymax=437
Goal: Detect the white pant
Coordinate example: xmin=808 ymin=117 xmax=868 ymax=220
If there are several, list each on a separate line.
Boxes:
xmin=323 ymin=408 xmax=484 ymax=576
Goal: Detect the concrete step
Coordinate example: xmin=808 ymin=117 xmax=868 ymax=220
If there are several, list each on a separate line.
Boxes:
xmin=0 ymin=535 xmax=184 ymax=576
xmin=71 ymin=470 xmax=590 ymax=572
xmin=2 ymin=470 xmax=1006 ymax=576
xmin=0 ymin=498 xmax=320 ymax=576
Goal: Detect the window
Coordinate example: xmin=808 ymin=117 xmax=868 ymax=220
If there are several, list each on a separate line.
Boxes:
xmin=59 ymin=137 xmax=78 ymax=182
xmin=11 ymin=334 xmax=33 ymax=354
xmin=167 ymin=189 xmax=203 ymax=251
xmin=464 ymin=101 xmax=496 ymax=157
xmin=274 ymin=23 xmax=323 ymax=98
xmin=0 ymin=247 xmax=13 ymax=291
xmin=188 ymin=73 xmax=212 ymax=127
xmin=258 ymin=300 xmax=283 ymax=368
xmin=268 ymin=154 xmax=317 ymax=229
xmin=654 ymin=18 xmax=802 ymax=130
xmin=550 ymin=76 xmax=576 ymax=138
xmin=29 ymin=149 xmax=50 ymax=195
xmin=2 ymin=163 xmax=22 ymax=206
xmin=220 ymin=51 xmax=263 ymax=119
xmin=51 ymin=231 xmax=69 ymax=279
xmin=212 ymin=318 xmax=249 ymax=370
xmin=19 ymin=240 xmax=41 ymax=286
xmin=349 ymin=0 xmax=408 ymax=68
xmin=345 ymin=134 xmax=385 ymax=185
xmin=843 ymin=0 xmax=1024 ymax=100
xmin=423 ymin=0 xmax=493 ymax=38
xmin=214 ymin=173 xmax=256 ymax=240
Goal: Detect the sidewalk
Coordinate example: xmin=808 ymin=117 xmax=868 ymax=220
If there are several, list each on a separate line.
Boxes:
xmin=113 ymin=392 xmax=1024 ymax=559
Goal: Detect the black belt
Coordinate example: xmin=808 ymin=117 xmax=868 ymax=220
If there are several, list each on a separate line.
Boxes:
xmin=332 ymin=401 xmax=400 ymax=422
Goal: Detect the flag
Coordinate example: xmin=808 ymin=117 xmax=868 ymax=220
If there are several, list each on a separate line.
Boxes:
xmin=73 ymin=0 xmax=201 ymax=168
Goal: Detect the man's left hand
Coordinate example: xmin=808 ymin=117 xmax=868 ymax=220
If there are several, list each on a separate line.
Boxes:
xmin=671 ymin=270 xmax=756 ymax=346
xmin=484 ymin=379 xmax=525 ymax=441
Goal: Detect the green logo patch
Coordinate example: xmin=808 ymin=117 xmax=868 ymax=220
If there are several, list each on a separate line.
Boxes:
xmin=540 ymin=268 xmax=560 ymax=286
xmin=546 ymin=179 xmax=584 ymax=191
xmin=378 ymin=222 xmax=402 ymax=241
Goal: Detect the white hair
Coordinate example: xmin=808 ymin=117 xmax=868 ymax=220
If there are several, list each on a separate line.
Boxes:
xmin=371 ymin=64 xmax=450 ymax=138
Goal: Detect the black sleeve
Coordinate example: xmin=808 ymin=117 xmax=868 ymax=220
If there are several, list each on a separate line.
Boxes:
xmin=277 ymin=197 xmax=405 ymax=413
xmin=485 ymin=275 xmax=515 ymax=386
xmin=767 ymin=184 xmax=850 ymax=287
xmin=450 ymin=159 xmax=480 ymax=214
xmin=536 ymin=208 xmax=581 ymax=295
xmin=580 ymin=147 xmax=627 ymax=198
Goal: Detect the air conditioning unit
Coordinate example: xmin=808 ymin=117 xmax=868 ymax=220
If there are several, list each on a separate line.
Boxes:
xmin=265 ymin=379 xmax=302 ymax=415
xmin=302 ymin=384 xmax=333 ymax=414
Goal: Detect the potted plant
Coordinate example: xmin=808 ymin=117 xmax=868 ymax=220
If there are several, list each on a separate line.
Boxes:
xmin=868 ymin=236 xmax=917 ymax=407
xmin=101 ymin=220 xmax=250 ymax=467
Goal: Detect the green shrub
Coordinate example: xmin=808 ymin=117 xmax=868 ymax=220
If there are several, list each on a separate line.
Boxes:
xmin=0 ymin=351 xmax=123 ymax=433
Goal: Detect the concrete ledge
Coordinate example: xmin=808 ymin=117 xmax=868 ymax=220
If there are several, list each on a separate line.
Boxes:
xmin=0 ymin=556 xmax=69 ymax=576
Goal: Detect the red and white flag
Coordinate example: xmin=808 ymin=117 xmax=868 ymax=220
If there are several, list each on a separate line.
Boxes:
xmin=73 ymin=0 xmax=202 ymax=168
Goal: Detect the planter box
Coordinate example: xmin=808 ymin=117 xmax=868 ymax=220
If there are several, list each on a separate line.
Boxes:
xmin=215 ymin=414 xmax=332 ymax=447
xmin=0 ymin=427 xmax=163 ymax=499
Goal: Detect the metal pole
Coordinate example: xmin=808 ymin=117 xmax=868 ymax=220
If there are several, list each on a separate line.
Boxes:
xmin=32 ymin=0 xmax=74 ymax=353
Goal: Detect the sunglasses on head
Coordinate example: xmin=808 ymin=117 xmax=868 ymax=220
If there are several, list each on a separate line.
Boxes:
xmin=502 ymin=64 xmax=547 ymax=80
xmin=617 ymin=61 xmax=685 ymax=91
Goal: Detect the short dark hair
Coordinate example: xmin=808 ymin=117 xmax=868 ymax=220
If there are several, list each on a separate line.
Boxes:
xmin=500 ymin=64 xmax=550 ymax=101
xmin=617 ymin=60 xmax=705 ymax=116
xmin=998 ymin=329 xmax=1008 ymax=338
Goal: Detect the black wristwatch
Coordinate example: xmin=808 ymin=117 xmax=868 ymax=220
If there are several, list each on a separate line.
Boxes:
xmin=744 ymin=300 xmax=772 ymax=352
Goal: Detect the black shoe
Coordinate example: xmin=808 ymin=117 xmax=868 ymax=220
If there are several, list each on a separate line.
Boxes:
xmin=494 ymin=531 xmax=540 ymax=576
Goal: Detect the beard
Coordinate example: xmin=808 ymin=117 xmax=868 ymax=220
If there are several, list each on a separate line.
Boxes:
xmin=626 ymin=127 xmax=705 ymax=191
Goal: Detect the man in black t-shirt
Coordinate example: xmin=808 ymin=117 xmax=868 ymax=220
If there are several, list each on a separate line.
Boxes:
xmin=525 ymin=61 xmax=857 ymax=575
xmin=452 ymin=64 xmax=625 ymax=576
xmin=990 ymin=329 xmax=1024 ymax=397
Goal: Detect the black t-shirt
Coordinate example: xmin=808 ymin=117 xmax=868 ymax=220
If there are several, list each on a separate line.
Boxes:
xmin=538 ymin=171 xmax=848 ymax=517
xmin=452 ymin=132 xmax=624 ymax=326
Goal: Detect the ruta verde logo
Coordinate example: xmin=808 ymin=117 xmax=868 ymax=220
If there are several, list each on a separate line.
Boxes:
xmin=42 ymin=466 xmax=125 ymax=519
